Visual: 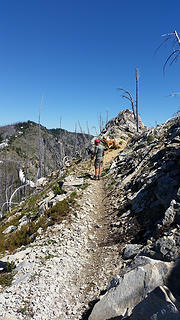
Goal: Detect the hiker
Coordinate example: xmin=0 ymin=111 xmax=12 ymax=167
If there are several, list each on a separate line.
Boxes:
xmin=92 ymin=139 xmax=104 ymax=180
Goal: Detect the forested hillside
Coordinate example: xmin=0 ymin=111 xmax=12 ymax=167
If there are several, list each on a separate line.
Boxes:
xmin=0 ymin=121 xmax=93 ymax=213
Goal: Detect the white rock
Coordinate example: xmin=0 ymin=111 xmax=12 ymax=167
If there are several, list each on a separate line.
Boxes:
xmin=2 ymin=225 xmax=17 ymax=234
xmin=36 ymin=177 xmax=48 ymax=187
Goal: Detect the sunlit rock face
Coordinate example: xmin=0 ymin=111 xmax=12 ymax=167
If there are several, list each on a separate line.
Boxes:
xmin=100 ymin=109 xmax=147 ymax=141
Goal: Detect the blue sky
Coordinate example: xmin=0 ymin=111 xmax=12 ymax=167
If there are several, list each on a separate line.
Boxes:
xmin=0 ymin=0 xmax=180 ymax=134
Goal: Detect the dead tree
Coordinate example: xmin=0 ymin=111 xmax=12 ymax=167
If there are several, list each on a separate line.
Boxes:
xmin=158 ymin=30 xmax=180 ymax=113
xmin=106 ymin=109 xmax=109 ymax=125
xmin=78 ymin=120 xmax=87 ymax=143
xmin=118 ymin=68 xmax=140 ymax=133
xmin=9 ymin=184 xmax=29 ymax=212
xmin=59 ymin=117 xmax=64 ymax=167
xmin=98 ymin=113 xmax=104 ymax=133
xmin=2 ymin=149 xmax=9 ymax=212
xmin=136 ymin=68 xmax=139 ymax=133
xmin=117 ymin=88 xmax=136 ymax=120
xmin=43 ymin=138 xmax=47 ymax=176
xmin=158 ymin=30 xmax=180 ymax=74
xmin=86 ymin=121 xmax=90 ymax=135
xmin=37 ymin=96 xmax=43 ymax=178
xmin=78 ymin=121 xmax=90 ymax=159
xmin=74 ymin=123 xmax=78 ymax=156
xmin=92 ymin=126 xmax=98 ymax=136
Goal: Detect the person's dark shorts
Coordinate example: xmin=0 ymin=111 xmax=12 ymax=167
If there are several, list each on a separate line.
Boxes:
xmin=94 ymin=158 xmax=103 ymax=169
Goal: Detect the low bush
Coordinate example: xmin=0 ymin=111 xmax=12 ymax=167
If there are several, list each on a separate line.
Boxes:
xmin=52 ymin=184 xmax=66 ymax=196
xmin=147 ymin=135 xmax=154 ymax=142
xmin=0 ymin=272 xmax=14 ymax=288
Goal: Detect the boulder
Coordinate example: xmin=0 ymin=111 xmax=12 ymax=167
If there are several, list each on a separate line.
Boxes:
xmin=154 ymin=236 xmax=180 ymax=262
xmin=64 ymin=175 xmax=83 ymax=186
xmin=160 ymin=200 xmax=177 ymax=226
xmin=48 ymin=194 xmax=67 ymax=207
xmin=89 ymin=257 xmax=173 ymax=320
xmin=130 ymin=286 xmax=180 ymax=320
xmin=122 ymin=244 xmax=143 ymax=260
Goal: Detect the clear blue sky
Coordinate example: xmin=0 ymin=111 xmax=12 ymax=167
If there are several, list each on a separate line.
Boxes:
xmin=0 ymin=0 xmax=180 ymax=134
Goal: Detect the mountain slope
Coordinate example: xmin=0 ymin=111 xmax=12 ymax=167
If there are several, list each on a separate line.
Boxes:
xmin=0 ymin=121 xmax=93 ymax=209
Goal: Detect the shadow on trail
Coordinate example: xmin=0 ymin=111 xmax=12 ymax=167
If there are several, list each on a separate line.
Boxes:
xmin=80 ymin=298 xmax=99 ymax=320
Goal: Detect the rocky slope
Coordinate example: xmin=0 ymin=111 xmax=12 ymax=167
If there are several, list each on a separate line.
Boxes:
xmin=0 ymin=112 xmax=180 ymax=320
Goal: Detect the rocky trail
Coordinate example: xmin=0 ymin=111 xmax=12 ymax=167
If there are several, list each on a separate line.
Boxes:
xmin=0 ymin=149 xmax=122 ymax=320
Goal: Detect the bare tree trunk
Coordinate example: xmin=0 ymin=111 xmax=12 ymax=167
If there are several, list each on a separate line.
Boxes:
xmin=86 ymin=121 xmax=90 ymax=135
xmin=92 ymin=126 xmax=98 ymax=136
xmin=43 ymin=138 xmax=47 ymax=176
xmin=98 ymin=113 xmax=104 ymax=133
xmin=78 ymin=120 xmax=87 ymax=144
xmin=5 ymin=184 xmax=13 ymax=212
xmin=9 ymin=184 xmax=29 ymax=212
xmin=38 ymin=96 xmax=43 ymax=178
xmin=4 ymin=149 xmax=8 ymax=212
xmin=136 ymin=68 xmax=139 ymax=133
xmin=78 ymin=121 xmax=88 ymax=159
xmin=24 ymin=157 xmax=28 ymax=197
xmin=74 ymin=123 xmax=78 ymax=156
xmin=106 ymin=110 xmax=109 ymax=124
xmin=59 ymin=118 xmax=63 ymax=167
xmin=59 ymin=116 xmax=62 ymax=130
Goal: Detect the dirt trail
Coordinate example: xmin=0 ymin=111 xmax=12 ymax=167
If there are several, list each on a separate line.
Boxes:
xmin=71 ymin=147 xmax=124 ymax=318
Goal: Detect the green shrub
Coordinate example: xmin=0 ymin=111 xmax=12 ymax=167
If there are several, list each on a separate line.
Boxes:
xmin=45 ymin=195 xmax=76 ymax=225
xmin=0 ymin=272 xmax=14 ymax=288
xmin=79 ymin=183 xmax=89 ymax=190
xmin=52 ymin=184 xmax=66 ymax=196
xmin=147 ymin=135 xmax=154 ymax=142
xmin=18 ymin=306 xmax=28 ymax=314
xmin=15 ymin=147 xmax=23 ymax=156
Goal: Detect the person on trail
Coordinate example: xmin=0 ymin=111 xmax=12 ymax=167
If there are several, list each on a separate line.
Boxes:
xmin=92 ymin=139 xmax=104 ymax=180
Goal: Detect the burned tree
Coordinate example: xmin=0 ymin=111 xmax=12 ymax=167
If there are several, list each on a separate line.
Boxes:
xmin=118 ymin=88 xmax=136 ymax=120
xmin=157 ymin=30 xmax=180 ymax=74
xmin=136 ymin=68 xmax=139 ymax=133
xmin=118 ymin=68 xmax=139 ymax=132
xmin=37 ymin=96 xmax=43 ymax=179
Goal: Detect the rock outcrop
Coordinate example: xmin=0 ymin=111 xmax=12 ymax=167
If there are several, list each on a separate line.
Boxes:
xmin=100 ymin=109 xmax=147 ymax=142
